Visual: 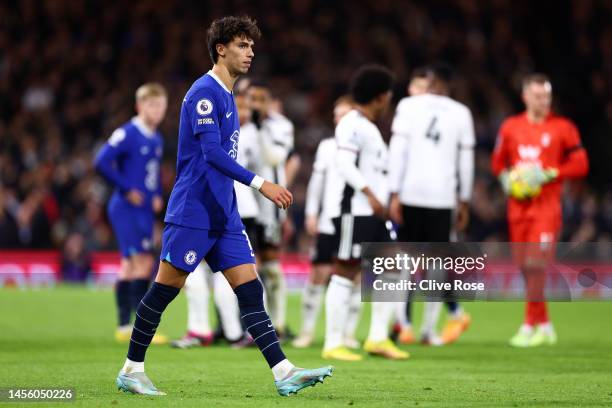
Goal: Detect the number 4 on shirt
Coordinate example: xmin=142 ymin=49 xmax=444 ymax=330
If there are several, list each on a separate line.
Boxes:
xmin=425 ymin=116 xmax=440 ymax=143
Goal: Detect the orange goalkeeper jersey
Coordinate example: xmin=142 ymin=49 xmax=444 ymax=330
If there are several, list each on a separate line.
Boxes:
xmin=491 ymin=112 xmax=589 ymax=226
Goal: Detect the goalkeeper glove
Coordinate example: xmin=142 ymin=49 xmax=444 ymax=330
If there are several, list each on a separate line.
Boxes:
xmin=499 ymin=166 xmax=558 ymax=200
xmin=519 ymin=166 xmax=558 ymax=188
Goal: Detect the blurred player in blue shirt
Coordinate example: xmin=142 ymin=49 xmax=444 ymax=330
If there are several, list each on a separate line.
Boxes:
xmin=115 ymin=16 xmax=332 ymax=397
xmin=94 ymin=83 xmax=168 ymax=345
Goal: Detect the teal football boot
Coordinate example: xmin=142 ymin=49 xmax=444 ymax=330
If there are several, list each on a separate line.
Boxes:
xmin=116 ymin=371 xmax=166 ymax=396
xmin=275 ymin=366 xmax=334 ymax=396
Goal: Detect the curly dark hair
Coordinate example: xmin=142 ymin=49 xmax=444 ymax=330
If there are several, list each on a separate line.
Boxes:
xmin=207 ymin=15 xmax=261 ymax=64
xmin=349 ymin=64 xmax=394 ymax=104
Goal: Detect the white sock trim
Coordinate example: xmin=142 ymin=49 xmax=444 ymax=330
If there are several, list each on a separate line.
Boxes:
xmin=122 ymin=358 xmax=144 ymax=374
xmin=271 ymin=359 xmax=295 ymax=381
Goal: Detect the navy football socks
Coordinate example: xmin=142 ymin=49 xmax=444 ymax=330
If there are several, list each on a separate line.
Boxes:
xmin=127 ymin=282 xmax=180 ymax=362
xmin=116 ymin=280 xmax=132 ymax=326
xmin=234 ymin=279 xmax=286 ymax=368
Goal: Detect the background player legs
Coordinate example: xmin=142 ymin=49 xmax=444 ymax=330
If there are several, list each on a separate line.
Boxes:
xmin=394 ymin=296 xmax=415 ymax=344
xmin=115 ymin=253 xmax=165 ymax=344
xmin=187 ymin=263 xmax=212 ymax=337
xmin=130 ymin=253 xmax=154 ymax=312
xmin=420 ymin=301 xmax=443 ymax=345
xmin=510 ymin=263 xmax=556 ymax=347
xmin=115 ymin=259 xmax=133 ymax=342
xmin=212 ymin=271 xmax=244 ymax=343
xmin=323 ymin=262 xmax=361 ymax=360
xmin=171 ymin=261 xmax=213 ymax=348
xmin=294 ymin=262 xmax=330 ymax=348
xmin=508 ymin=225 xmax=558 ymax=347
xmin=324 ymin=257 xmax=407 ymax=361
xmin=343 ymin=276 xmax=362 ymax=349
xmin=259 ymin=247 xmax=290 ymax=339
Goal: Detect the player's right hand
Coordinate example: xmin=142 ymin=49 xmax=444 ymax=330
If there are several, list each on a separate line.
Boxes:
xmin=363 ymin=188 xmax=385 ymax=218
xmin=126 ymin=189 xmax=145 ymax=206
xmin=260 ymin=180 xmax=293 ymax=210
xmin=389 ymin=194 xmax=403 ymax=225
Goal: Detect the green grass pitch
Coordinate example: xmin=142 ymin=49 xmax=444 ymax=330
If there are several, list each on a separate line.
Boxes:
xmin=1 ymin=286 xmax=611 ymax=407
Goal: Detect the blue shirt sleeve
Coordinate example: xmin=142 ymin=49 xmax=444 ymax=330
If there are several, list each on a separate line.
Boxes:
xmin=94 ymin=127 xmax=133 ymax=192
xmin=189 ymin=89 xmax=256 ymax=186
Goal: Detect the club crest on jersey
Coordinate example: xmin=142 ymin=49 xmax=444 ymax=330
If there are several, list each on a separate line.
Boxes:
xmin=541 ymin=132 xmax=551 ymax=147
xmin=184 ymin=250 xmax=197 ymax=265
xmin=196 ymin=99 xmax=213 ymax=116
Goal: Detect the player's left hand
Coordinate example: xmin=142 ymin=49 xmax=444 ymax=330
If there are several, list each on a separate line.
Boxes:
xmin=152 ymin=195 xmax=164 ymax=214
xmin=260 ymin=180 xmax=293 ymax=210
xmin=455 ymin=201 xmax=470 ymax=232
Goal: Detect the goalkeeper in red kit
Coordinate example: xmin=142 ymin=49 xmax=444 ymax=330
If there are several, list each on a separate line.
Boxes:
xmin=491 ymin=74 xmax=589 ymax=347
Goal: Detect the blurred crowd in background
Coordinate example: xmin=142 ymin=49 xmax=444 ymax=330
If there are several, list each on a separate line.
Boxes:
xmin=1 ymin=0 xmax=611 ymax=278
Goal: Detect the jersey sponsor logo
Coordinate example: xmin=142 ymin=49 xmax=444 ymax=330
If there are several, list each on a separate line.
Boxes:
xmin=108 ymin=128 xmax=126 ymax=147
xmin=518 ymin=144 xmax=541 ymax=162
xmin=184 ymin=250 xmax=197 ymax=265
xmin=196 ymin=99 xmax=213 ymax=116
xmin=197 ymin=118 xmax=215 ymax=125
xmin=229 ymin=130 xmax=240 ymax=159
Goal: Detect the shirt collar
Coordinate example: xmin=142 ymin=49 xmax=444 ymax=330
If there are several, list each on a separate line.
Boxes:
xmin=208 ymin=70 xmax=232 ymax=94
xmin=131 ymin=116 xmax=155 ymax=138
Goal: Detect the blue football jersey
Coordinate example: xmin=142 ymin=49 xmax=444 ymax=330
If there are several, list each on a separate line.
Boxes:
xmin=95 ymin=117 xmax=163 ymax=210
xmin=165 ymin=71 xmax=255 ymax=231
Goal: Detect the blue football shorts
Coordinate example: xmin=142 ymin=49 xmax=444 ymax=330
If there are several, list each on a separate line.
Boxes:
xmin=160 ymin=223 xmax=256 ymax=273
xmin=108 ymin=197 xmax=154 ymax=258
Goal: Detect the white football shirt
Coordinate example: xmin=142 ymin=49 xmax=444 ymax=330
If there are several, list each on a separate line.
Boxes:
xmin=254 ymin=111 xmax=295 ymax=225
xmin=235 ymin=122 xmax=260 ymax=219
xmin=305 ymin=137 xmax=336 ymax=234
xmin=329 ymin=110 xmax=389 ymax=218
xmin=389 ymin=94 xmax=475 ymax=209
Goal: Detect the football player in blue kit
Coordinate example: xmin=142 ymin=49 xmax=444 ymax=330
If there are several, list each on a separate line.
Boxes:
xmin=115 ymin=16 xmax=333 ymax=397
xmin=94 ymin=83 xmax=168 ymax=345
